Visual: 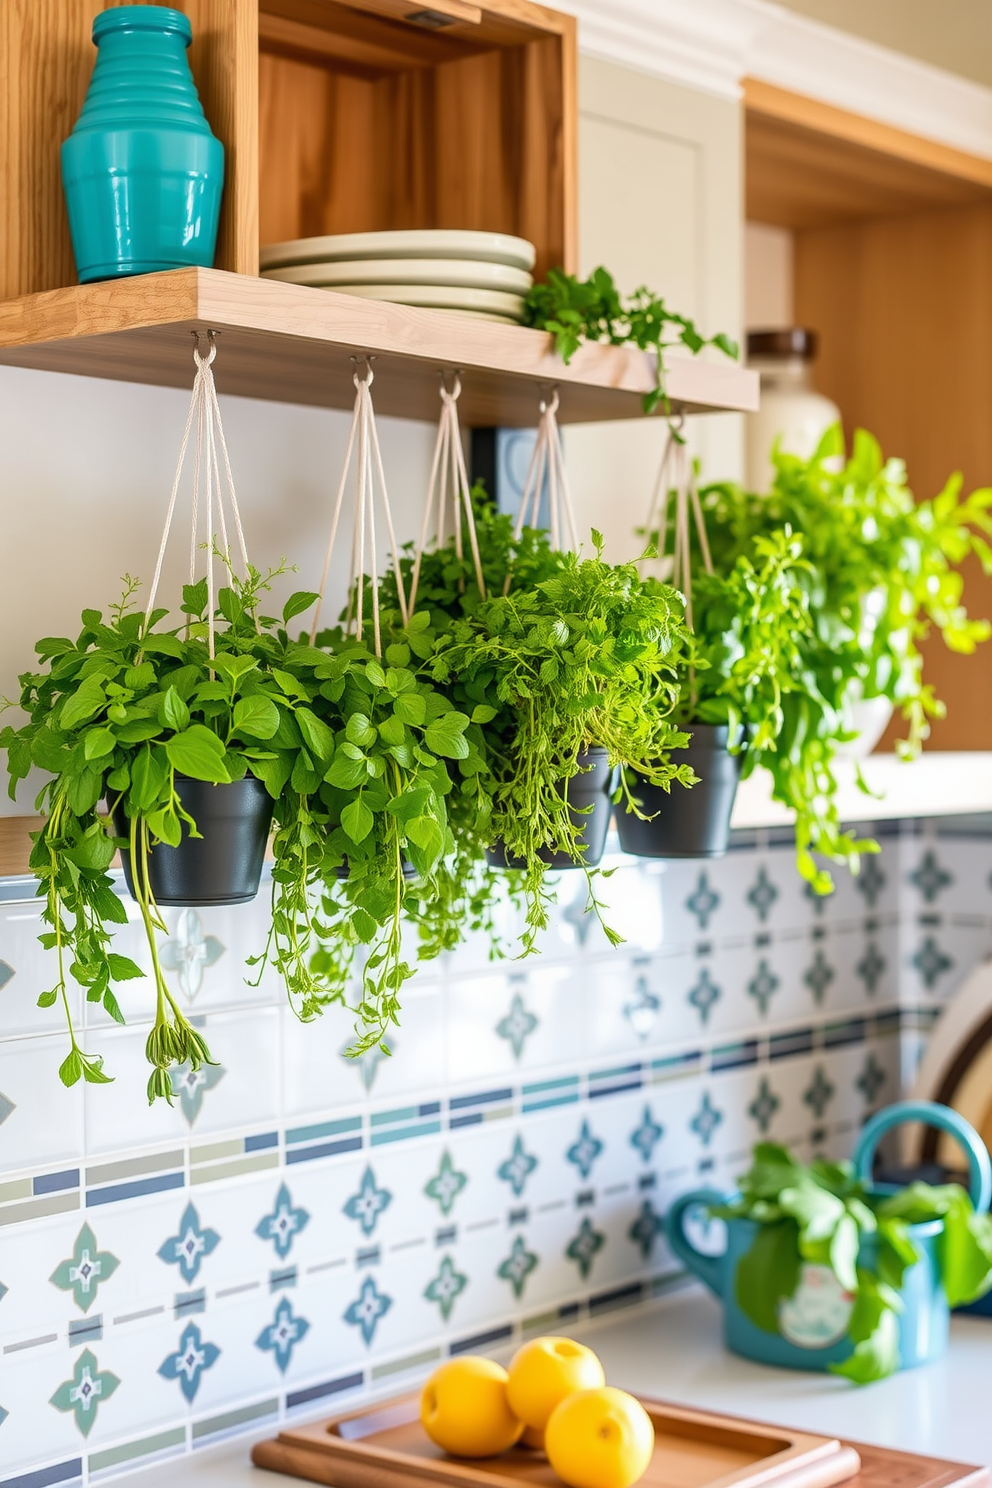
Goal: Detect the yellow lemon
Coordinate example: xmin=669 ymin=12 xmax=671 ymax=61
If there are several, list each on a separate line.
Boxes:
xmin=420 ymin=1357 xmax=524 ymax=1458
xmin=545 ymin=1387 xmax=655 ymax=1488
xmin=507 ymin=1336 xmax=606 ymax=1431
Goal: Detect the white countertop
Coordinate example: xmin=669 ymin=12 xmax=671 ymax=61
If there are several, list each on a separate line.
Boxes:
xmin=119 ymin=1286 xmax=992 ymax=1487
xmin=730 ymin=752 xmax=992 ymax=828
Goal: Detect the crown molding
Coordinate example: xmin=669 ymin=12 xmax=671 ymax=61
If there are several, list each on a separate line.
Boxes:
xmin=562 ymin=0 xmax=992 ymax=160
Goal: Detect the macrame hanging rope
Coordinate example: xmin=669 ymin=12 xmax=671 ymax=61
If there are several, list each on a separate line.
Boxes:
xmin=145 ymin=331 xmax=253 ymax=659
xmin=513 ymin=388 xmax=579 ymax=553
xmin=309 ymin=360 xmax=409 ymax=657
xmin=642 ymin=419 xmax=713 ymax=629
xmin=409 ymin=373 xmax=486 ymax=615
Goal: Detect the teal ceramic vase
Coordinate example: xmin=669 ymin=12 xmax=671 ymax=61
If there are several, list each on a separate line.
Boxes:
xmin=61 ymin=5 xmax=224 ymax=283
xmin=665 ymin=1101 xmax=992 ymax=1374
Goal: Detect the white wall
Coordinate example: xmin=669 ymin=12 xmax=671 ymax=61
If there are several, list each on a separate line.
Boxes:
xmin=565 ymin=56 xmax=744 ymax=565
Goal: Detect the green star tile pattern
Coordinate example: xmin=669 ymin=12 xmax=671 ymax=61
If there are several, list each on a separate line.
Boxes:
xmin=50 ymin=1224 xmax=119 ymax=1314
xmin=495 ymin=992 xmax=539 ymax=1060
xmin=159 ymin=908 xmax=225 ymax=1000
xmin=685 ymin=873 xmax=720 ymax=930
xmin=804 ymin=950 xmax=835 ymax=1005
xmin=747 ymin=959 xmax=779 ymax=1015
xmin=497 ymin=1235 xmax=538 ymax=1300
xmin=747 ymin=1077 xmax=780 ymax=1134
xmin=50 ymin=1348 xmax=119 ymax=1438
xmin=424 ymin=1151 xmax=468 ymax=1217
xmin=497 ymin=1135 xmax=538 ymax=1198
xmin=343 ymin=1166 xmax=392 ymax=1237
xmin=628 ymin=1199 xmax=664 ymax=1259
xmin=424 ymin=1254 xmax=468 ymax=1321
xmin=170 ymin=1060 xmax=225 ymax=1126
xmin=565 ymin=1217 xmax=605 ymax=1280
xmin=803 ymin=1065 xmax=835 ymax=1119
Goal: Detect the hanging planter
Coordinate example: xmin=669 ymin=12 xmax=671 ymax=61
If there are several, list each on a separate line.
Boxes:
xmin=113 ymin=773 xmax=273 ymax=905
xmin=423 ymin=389 xmax=694 ymax=953
xmin=487 ymin=746 xmax=615 ymax=870
xmin=286 ymin=363 xmax=481 ymax=1058
xmin=616 ymin=725 xmax=740 ymax=859
xmin=617 ymin=433 xmax=740 ymax=859
xmin=2 ymin=333 xmax=338 ymax=1101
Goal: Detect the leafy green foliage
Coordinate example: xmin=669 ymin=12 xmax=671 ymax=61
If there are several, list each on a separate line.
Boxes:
xmin=428 ymin=533 xmax=694 ymax=950
xmin=273 ymin=627 xmax=482 ymax=1056
xmin=713 ymin=1141 xmax=992 ymax=1383
xmin=1 ymin=565 xmax=331 ymax=1100
xmin=524 ymin=265 xmax=738 ymax=414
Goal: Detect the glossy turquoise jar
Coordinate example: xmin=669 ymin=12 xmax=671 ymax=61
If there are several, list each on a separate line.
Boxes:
xmin=61 ymin=6 xmax=224 ymax=282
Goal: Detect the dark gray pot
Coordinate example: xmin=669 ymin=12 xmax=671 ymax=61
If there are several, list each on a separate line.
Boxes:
xmin=615 ymin=724 xmax=741 ymax=859
xmin=113 ymin=773 xmax=273 ymax=906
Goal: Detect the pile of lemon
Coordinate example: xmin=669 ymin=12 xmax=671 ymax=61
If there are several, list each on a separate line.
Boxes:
xmin=420 ymin=1336 xmax=655 ymax=1488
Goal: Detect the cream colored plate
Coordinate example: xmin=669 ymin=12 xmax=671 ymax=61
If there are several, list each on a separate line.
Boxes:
xmin=304 ymin=282 xmax=526 ymax=316
xmin=260 ymin=229 xmax=536 ymax=272
xmin=262 ymin=257 xmax=533 ymax=293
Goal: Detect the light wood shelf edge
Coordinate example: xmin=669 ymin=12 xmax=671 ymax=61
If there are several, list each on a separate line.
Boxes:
xmin=0 ymin=268 xmax=758 ymax=424
xmin=744 ymin=78 xmax=992 ymax=192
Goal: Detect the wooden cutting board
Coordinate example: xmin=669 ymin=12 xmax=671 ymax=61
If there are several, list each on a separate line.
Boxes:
xmin=251 ymin=1391 xmax=864 ymax=1488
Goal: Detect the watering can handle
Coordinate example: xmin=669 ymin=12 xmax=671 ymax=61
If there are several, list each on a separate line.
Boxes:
xmin=664 ymin=1188 xmax=729 ymax=1297
xmin=852 ymin=1099 xmax=992 ymax=1212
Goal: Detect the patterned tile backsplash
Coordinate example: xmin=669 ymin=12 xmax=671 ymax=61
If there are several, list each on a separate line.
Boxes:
xmin=0 ymin=816 xmax=989 ymax=1485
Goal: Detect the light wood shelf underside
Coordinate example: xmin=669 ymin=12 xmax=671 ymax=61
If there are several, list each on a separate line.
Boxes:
xmin=0 ymin=268 xmax=757 ymax=425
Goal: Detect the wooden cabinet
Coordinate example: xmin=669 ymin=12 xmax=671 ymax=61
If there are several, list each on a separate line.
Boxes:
xmin=745 ymin=79 xmax=992 ymax=751
xmin=0 ymin=0 xmax=576 ymax=300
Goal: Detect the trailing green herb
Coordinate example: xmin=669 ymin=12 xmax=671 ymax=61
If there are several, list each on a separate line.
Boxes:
xmin=703 ymin=426 xmax=992 ymax=756
xmin=288 ymin=622 xmax=480 ymax=1055
xmin=524 ymin=265 xmax=738 ymax=414
xmin=715 ymin=1141 xmax=992 ymax=1383
xmin=426 ymin=532 xmax=694 ymax=950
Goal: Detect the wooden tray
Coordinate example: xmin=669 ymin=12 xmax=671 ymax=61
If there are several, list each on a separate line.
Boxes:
xmin=251 ymin=1391 xmax=863 ymax=1488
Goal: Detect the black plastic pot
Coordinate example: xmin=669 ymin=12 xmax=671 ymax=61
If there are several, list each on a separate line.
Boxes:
xmin=112 ymin=773 xmax=273 ymax=907
xmin=615 ymin=724 xmax=741 ymax=859
xmin=487 ymin=746 xmax=615 ymax=871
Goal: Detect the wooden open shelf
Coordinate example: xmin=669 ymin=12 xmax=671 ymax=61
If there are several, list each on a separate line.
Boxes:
xmin=0 ymin=268 xmax=758 ymax=424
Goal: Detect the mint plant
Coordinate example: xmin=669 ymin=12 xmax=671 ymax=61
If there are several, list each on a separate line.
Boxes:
xmin=524 ymin=265 xmax=738 ymax=414
xmin=716 ymin=1142 xmax=992 ymax=1382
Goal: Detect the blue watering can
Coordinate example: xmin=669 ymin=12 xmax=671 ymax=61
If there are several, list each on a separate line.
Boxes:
xmin=665 ymin=1100 xmax=992 ymax=1372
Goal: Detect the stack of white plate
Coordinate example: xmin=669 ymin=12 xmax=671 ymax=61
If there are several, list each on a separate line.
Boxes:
xmin=260 ymin=229 xmax=536 ymax=324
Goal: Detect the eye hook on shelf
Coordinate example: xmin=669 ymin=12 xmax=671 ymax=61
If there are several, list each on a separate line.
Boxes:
xmin=351 ymin=354 xmax=376 ymax=390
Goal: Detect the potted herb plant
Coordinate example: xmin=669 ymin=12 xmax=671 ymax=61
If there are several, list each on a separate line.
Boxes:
xmin=666 ymin=1101 xmax=992 ymax=1383
xmin=426 ymin=535 xmax=694 ymax=952
xmin=1 ymin=566 xmax=341 ymax=1101
xmin=616 ymin=529 xmax=815 ymax=859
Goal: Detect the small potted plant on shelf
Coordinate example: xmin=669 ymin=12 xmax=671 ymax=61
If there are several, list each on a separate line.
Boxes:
xmin=524 ymin=264 xmax=739 ymax=413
